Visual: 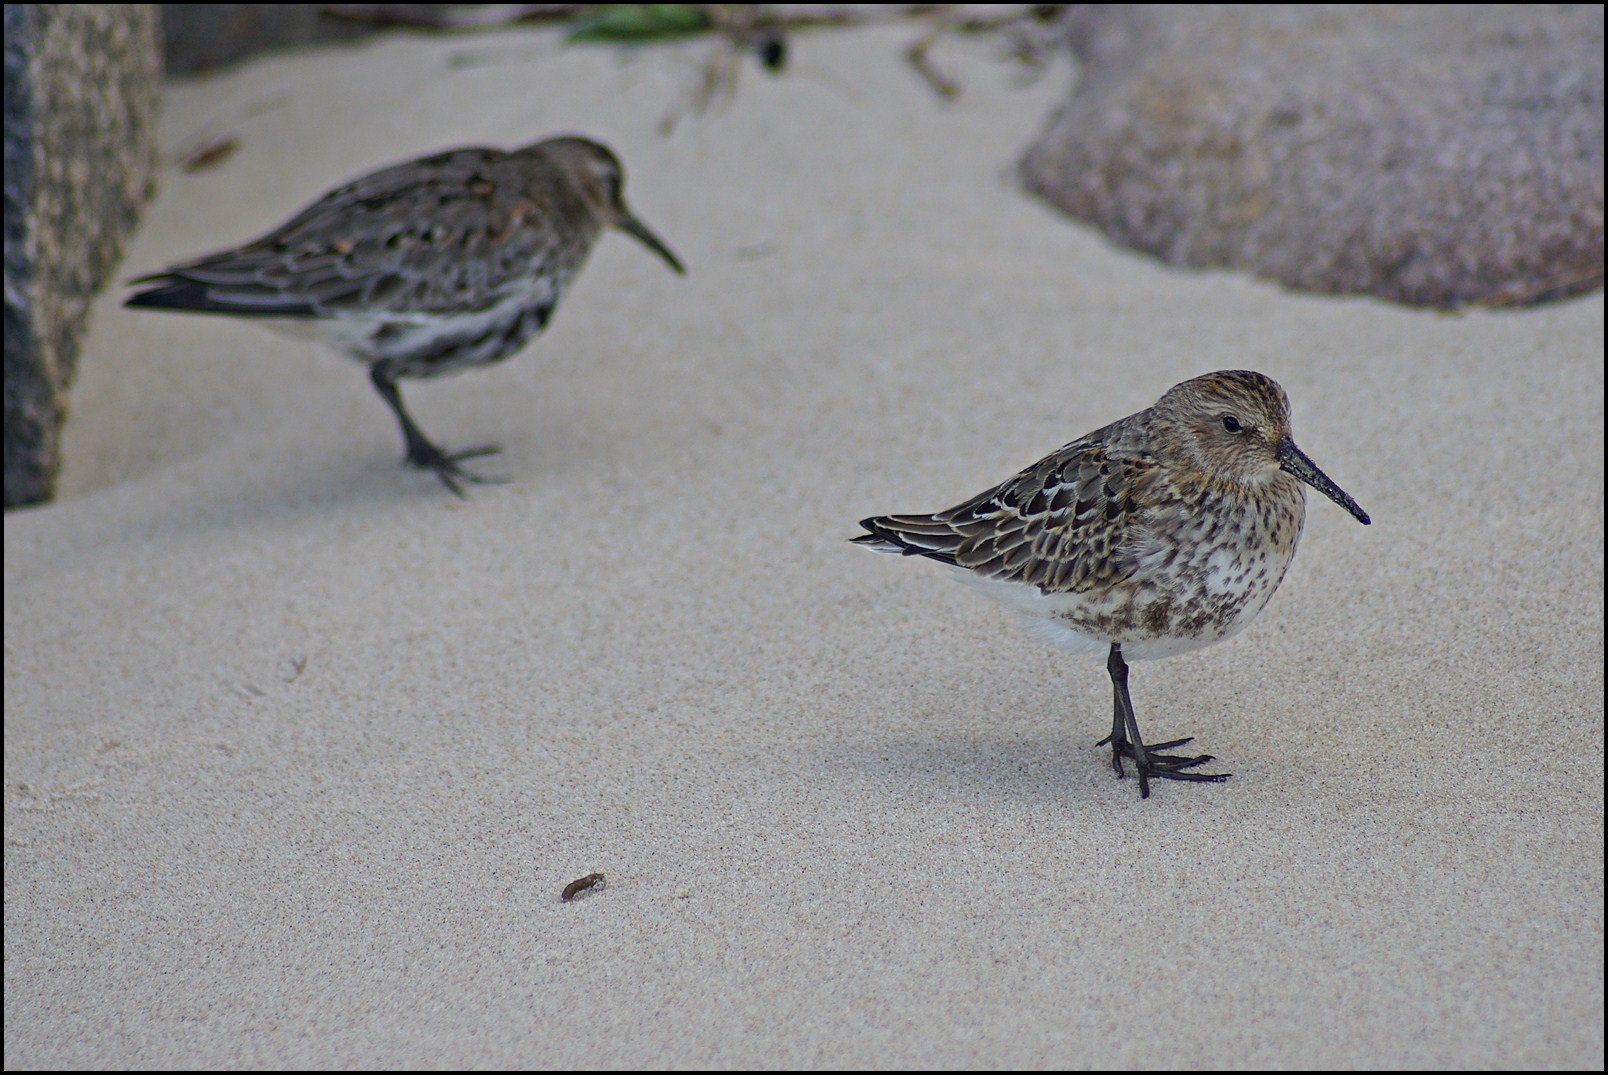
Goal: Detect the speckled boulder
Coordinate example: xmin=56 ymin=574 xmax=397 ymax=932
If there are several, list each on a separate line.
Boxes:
xmin=1020 ymin=5 xmax=1604 ymax=308
xmin=4 ymin=4 xmax=160 ymax=507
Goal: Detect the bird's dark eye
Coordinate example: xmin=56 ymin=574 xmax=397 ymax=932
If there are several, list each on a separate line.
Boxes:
xmin=591 ymin=164 xmax=621 ymax=200
xmin=1221 ymin=415 xmax=1243 ymax=433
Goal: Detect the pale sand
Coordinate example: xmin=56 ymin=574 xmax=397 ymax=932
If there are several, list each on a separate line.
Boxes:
xmin=5 ymin=23 xmax=1602 ymax=1068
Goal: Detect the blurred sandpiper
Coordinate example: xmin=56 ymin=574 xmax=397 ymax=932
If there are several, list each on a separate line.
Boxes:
xmin=126 ymin=136 xmax=685 ymax=495
xmin=853 ymin=370 xmax=1370 ymax=798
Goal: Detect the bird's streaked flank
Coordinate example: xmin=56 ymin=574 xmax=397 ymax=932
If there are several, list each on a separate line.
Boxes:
xmin=126 ymin=136 xmax=685 ymax=495
xmin=853 ymin=370 xmax=1370 ymax=798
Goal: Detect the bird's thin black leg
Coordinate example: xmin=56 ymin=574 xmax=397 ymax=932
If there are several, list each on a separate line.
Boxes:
xmin=369 ymin=361 xmax=505 ymax=496
xmin=1096 ymin=649 xmax=1134 ymax=778
xmin=1094 ymin=643 xmax=1229 ymax=798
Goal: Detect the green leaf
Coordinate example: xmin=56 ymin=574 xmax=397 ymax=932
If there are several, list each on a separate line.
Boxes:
xmin=567 ymin=5 xmax=713 ymax=43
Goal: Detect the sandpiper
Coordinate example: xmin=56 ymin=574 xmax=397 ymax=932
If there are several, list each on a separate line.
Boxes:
xmin=126 ymin=136 xmax=685 ymax=495
xmin=853 ymin=370 xmax=1370 ymax=798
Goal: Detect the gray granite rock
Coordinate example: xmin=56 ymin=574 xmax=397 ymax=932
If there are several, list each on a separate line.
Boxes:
xmin=156 ymin=4 xmax=396 ymax=75
xmin=4 ymin=4 xmax=161 ymax=508
xmin=1019 ymin=5 xmax=1604 ymax=308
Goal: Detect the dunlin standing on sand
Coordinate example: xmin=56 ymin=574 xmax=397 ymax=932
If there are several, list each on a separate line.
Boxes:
xmin=853 ymin=370 xmax=1370 ymax=798
xmin=126 ymin=136 xmax=685 ymax=495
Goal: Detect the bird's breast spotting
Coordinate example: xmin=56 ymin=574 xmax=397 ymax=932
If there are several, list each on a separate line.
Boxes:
xmin=969 ymin=483 xmax=1305 ymax=660
xmin=345 ymin=282 xmax=565 ymax=378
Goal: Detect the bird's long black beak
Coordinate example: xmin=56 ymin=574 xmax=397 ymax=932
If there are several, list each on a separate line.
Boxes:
xmin=1277 ymin=439 xmax=1370 ymax=525
xmin=618 ymin=212 xmax=685 ymax=276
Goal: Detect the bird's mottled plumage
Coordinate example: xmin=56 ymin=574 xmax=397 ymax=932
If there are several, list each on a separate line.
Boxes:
xmin=854 ymin=370 xmax=1370 ymax=798
xmin=126 ymin=135 xmax=684 ymax=495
